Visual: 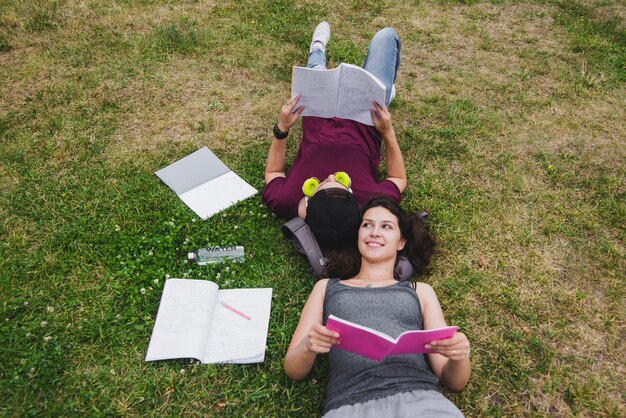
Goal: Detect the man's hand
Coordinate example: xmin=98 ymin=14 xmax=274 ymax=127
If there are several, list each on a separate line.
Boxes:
xmin=265 ymin=96 xmax=304 ymax=184
xmin=371 ymin=100 xmax=406 ymax=192
xmin=278 ymin=95 xmax=304 ymax=132
xmin=370 ymin=100 xmax=393 ymax=137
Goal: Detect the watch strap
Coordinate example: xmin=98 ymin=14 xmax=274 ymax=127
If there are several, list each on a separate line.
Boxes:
xmin=273 ymin=123 xmax=289 ymax=140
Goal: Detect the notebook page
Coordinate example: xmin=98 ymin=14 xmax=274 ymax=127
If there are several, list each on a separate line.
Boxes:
xmin=145 ymin=279 xmax=219 ymax=362
xmin=336 ymin=63 xmax=386 ymax=126
xmin=155 ymin=147 xmax=230 ymax=195
xmin=179 ymin=171 xmax=257 ymax=220
xmin=291 ymin=66 xmax=340 ymax=119
xmin=203 ymin=288 xmax=273 ymax=364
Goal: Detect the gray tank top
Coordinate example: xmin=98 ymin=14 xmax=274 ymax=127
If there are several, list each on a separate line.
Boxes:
xmin=322 ymin=279 xmax=440 ymax=414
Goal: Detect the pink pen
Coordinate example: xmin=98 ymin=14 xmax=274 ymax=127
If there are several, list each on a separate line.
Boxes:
xmin=220 ymin=301 xmax=251 ymax=320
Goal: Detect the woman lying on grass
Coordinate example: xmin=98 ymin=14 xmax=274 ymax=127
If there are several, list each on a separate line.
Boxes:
xmin=284 ymin=196 xmax=471 ymax=417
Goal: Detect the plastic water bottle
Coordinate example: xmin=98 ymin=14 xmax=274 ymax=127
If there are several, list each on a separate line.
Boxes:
xmin=188 ymin=246 xmax=245 ymax=265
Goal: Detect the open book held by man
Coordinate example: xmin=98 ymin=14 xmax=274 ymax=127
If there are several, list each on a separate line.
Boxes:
xmin=291 ymin=63 xmax=387 ymax=126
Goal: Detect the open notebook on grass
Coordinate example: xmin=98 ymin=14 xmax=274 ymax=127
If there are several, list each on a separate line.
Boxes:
xmin=326 ymin=315 xmax=458 ymax=362
xmin=145 ymin=279 xmax=272 ymax=364
xmin=155 ymin=147 xmax=257 ymax=219
xmin=291 ymin=63 xmax=386 ymax=126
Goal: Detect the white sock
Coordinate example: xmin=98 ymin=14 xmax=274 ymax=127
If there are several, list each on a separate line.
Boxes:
xmin=312 ymin=41 xmax=324 ymax=52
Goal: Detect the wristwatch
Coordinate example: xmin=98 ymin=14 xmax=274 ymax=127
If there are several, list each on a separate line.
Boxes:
xmin=273 ymin=123 xmax=289 ymax=140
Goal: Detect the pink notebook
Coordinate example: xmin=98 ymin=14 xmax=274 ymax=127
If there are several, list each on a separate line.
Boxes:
xmin=326 ymin=315 xmax=459 ymax=362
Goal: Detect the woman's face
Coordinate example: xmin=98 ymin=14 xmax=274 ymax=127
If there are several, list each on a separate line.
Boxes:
xmin=358 ymin=206 xmax=406 ymax=263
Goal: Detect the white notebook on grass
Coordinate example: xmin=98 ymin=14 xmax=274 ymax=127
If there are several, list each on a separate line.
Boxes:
xmin=145 ymin=279 xmax=272 ymax=364
xmin=155 ymin=147 xmax=257 ymax=219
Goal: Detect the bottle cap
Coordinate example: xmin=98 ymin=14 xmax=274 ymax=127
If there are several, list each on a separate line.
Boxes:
xmin=187 ymin=252 xmax=196 ymax=260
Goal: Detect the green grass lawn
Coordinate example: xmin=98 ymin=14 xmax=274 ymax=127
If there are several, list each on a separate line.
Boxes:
xmin=1 ymin=0 xmax=624 ymax=416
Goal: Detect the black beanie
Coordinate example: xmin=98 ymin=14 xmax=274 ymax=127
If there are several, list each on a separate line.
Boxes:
xmin=305 ymin=188 xmax=360 ymax=246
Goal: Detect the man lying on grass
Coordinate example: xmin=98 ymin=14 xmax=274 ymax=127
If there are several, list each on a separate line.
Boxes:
xmin=263 ymin=21 xmax=407 ymax=252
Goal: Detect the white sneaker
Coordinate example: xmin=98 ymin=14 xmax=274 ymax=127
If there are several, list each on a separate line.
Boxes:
xmin=389 ymin=84 xmax=396 ymax=103
xmin=310 ymin=21 xmax=330 ymax=53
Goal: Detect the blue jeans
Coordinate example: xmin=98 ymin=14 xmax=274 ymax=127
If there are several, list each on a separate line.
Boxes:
xmin=307 ymin=27 xmax=401 ymax=106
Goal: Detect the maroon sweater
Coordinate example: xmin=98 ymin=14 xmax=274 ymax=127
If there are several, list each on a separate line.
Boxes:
xmin=263 ymin=116 xmax=401 ymax=219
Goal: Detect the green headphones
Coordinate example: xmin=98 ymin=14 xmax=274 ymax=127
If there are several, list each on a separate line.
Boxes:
xmin=302 ymin=171 xmax=352 ymax=197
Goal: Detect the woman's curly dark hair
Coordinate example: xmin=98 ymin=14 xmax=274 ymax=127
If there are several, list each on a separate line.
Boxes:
xmin=324 ymin=196 xmax=436 ymax=279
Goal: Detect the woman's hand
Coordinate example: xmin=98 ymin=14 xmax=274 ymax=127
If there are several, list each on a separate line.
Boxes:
xmin=278 ymin=95 xmax=304 ymax=132
xmin=426 ymin=331 xmax=470 ymax=362
xmin=305 ymin=323 xmax=340 ymax=354
xmin=370 ymin=100 xmax=394 ymax=137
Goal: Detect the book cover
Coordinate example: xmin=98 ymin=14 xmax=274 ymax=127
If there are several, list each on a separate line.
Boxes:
xmin=326 ymin=315 xmax=459 ymax=362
